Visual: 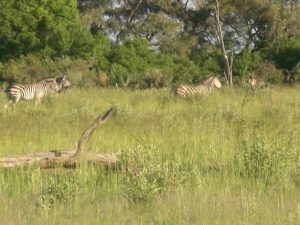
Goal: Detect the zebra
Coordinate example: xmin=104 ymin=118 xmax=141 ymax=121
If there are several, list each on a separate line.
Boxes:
xmin=248 ymin=77 xmax=266 ymax=90
xmin=173 ymin=76 xmax=222 ymax=98
xmin=248 ymin=78 xmax=257 ymax=90
xmin=4 ymin=78 xmax=60 ymax=106
xmin=55 ymin=75 xmax=71 ymax=92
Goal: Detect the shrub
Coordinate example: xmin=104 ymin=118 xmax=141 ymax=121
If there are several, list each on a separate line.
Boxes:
xmin=120 ymin=144 xmax=183 ymax=203
xmin=38 ymin=175 xmax=79 ymax=210
xmin=237 ymin=136 xmax=297 ymax=186
xmin=0 ymin=54 xmax=101 ymax=87
xmin=120 ymin=145 xmax=168 ymax=203
xmin=233 ymin=49 xmax=263 ymax=78
xmin=256 ymin=61 xmax=283 ymax=84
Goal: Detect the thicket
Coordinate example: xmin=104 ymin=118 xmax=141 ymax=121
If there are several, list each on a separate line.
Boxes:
xmin=0 ymin=0 xmax=299 ymax=88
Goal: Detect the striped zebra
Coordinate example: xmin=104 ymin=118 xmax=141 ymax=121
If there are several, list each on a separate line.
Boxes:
xmin=55 ymin=75 xmax=71 ymax=92
xmin=173 ymin=76 xmax=222 ymax=98
xmin=248 ymin=77 xmax=266 ymax=90
xmin=5 ymin=78 xmax=60 ymax=106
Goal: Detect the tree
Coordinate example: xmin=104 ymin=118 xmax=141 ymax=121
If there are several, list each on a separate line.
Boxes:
xmin=0 ymin=0 xmax=95 ymax=60
xmin=213 ymin=0 xmax=233 ymax=86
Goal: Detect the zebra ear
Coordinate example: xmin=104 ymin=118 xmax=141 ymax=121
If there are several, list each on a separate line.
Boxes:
xmin=56 ymin=77 xmax=62 ymax=84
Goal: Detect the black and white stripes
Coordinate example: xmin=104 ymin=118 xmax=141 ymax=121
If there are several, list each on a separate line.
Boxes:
xmin=4 ymin=76 xmax=71 ymax=106
xmin=173 ymin=76 xmax=222 ymax=98
xmin=55 ymin=75 xmax=71 ymax=92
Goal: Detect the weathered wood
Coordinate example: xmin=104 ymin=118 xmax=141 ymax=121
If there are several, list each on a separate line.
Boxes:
xmin=214 ymin=0 xmax=233 ymax=86
xmin=0 ymin=107 xmax=119 ymax=169
xmin=75 ymin=107 xmax=115 ymax=156
xmin=0 ymin=149 xmax=118 ymax=169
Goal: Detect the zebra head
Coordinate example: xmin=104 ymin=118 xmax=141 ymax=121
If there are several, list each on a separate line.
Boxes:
xmin=56 ymin=75 xmax=71 ymax=92
xmin=248 ymin=78 xmax=257 ymax=89
xmin=212 ymin=76 xmax=222 ymax=88
xmin=204 ymin=76 xmax=221 ymax=89
xmin=45 ymin=78 xmax=60 ymax=93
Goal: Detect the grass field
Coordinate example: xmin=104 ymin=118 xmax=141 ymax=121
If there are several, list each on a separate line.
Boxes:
xmin=0 ymin=86 xmax=299 ymax=225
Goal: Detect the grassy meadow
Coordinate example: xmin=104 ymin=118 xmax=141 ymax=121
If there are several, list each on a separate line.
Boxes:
xmin=0 ymin=86 xmax=300 ymax=225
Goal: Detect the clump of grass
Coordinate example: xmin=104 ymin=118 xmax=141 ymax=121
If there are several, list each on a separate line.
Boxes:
xmin=120 ymin=144 xmax=174 ymax=203
xmin=37 ymin=175 xmax=79 ymax=210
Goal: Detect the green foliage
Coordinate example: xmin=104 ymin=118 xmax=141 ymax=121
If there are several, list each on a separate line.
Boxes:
xmin=92 ymin=32 xmax=111 ymax=71
xmin=0 ymin=0 xmax=96 ymax=61
xmin=108 ymin=38 xmax=207 ymax=87
xmin=171 ymin=56 xmax=200 ymax=84
xmin=120 ymin=144 xmax=200 ymax=203
xmin=121 ymin=144 xmax=168 ymax=203
xmin=109 ymin=38 xmax=153 ymax=87
xmin=0 ymin=54 xmax=97 ymax=85
xmin=0 ymin=54 xmax=53 ymax=83
xmin=270 ymin=38 xmax=300 ymax=71
xmin=234 ymin=49 xmax=263 ymax=78
xmin=238 ymin=137 xmax=296 ymax=185
xmin=190 ymin=45 xmax=223 ymax=80
xmin=38 ymin=175 xmax=79 ymax=210
xmin=256 ymin=61 xmax=283 ymax=83
xmin=1 ymin=0 xmax=299 ymax=88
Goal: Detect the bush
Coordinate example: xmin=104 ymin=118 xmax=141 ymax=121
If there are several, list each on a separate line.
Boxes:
xmin=1 ymin=54 xmax=53 ymax=83
xmin=120 ymin=145 xmax=169 ymax=203
xmin=38 ymin=175 xmax=79 ymax=210
xmin=270 ymin=38 xmax=300 ymax=71
xmin=234 ymin=49 xmax=263 ymax=78
xmin=190 ymin=44 xmax=223 ymax=80
xmin=237 ymin=136 xmax=297 ymax=186
xmin=120 ymin=144 xmax=186 ymax=203
xmin=256 ymin=61 xmax=283 ymax=84
xmin=0 ymin=54 xmax=102 ymax=87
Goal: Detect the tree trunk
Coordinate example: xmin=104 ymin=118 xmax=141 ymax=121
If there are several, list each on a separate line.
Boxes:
xmin=214 ymin=0 xmax=233 ymax=86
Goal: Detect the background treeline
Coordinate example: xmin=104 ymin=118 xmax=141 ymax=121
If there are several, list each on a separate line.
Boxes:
xmin=0 ymin=0 xmax=299 ymax=88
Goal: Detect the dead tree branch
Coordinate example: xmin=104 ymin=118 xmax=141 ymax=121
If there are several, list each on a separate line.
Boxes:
xmin=75 ymin=107 xmax=114 ymax=156
xmin=0 ymin=107 xmax=118 ymax=169
xmin=214 ymin=0 xmax=233 ymax=86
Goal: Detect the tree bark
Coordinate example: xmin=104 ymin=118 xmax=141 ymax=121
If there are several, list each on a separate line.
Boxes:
xmin=214 ymin=0 xmax=233 ymax=86
xmin=0 ymin=150 xmax=118 ymax=169
xmin=75 ymin=107 xmax=114 ymax=156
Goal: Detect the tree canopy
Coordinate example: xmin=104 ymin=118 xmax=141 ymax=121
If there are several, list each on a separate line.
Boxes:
xmin=0 ymin=0 xmax=299 ymax=86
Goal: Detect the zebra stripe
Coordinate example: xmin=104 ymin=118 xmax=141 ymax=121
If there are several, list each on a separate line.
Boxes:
xmin=5 ymin=78 xmax=59 ymax=106
xmin=248 ymin=78 xmax=257 ymax=90
xmin=248 ymin=78 xmax=266 ymax=90
xmin=173 ymin=76 xmax=221 ymax=98
xmin=55 ymin=75 xmax=71 ymax=92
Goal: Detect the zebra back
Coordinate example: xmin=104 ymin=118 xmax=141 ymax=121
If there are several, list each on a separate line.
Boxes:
xmin=173 ymin=76 xmax=221 ymax=97
xmin=37 ymin=78 xmax=60 ymax=93
xmin=248 ymin=78 xmax=266 ymax=90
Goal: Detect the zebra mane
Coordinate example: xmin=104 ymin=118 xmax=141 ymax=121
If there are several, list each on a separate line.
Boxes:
xmin=55 ymin=75 xmax=65 ymax=84
xmin=40 ymin=78 xmax=56 ymax=83
xmin=202 ymin=76 xmax=216 ymax=88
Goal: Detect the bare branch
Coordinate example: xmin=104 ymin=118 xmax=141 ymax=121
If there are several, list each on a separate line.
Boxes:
xmin=0 ymin=107 xmax=118 ymax=169
xmin=184 ymin=0 xmax=190 ymax=10
xmin=213 ymin=0 xmax=233 ymax=86
xmin=76 ymin=107 xmax=115 ymax=157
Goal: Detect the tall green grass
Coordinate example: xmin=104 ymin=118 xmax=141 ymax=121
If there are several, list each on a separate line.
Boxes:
xmin=0 ymin=86 xmax=299 ymax=224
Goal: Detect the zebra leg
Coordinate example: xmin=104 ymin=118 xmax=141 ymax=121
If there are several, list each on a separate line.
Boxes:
xmin=12 ymin=95 xmax=20 ymax=107
xmin=35 ymin=98 xmax=41 ymax=106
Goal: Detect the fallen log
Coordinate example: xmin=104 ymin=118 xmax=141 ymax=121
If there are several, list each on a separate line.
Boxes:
xmin=0 ymin=107 xmax=119 ymax=169
xmin=0 ymin=149 xmax=118 ymax=169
